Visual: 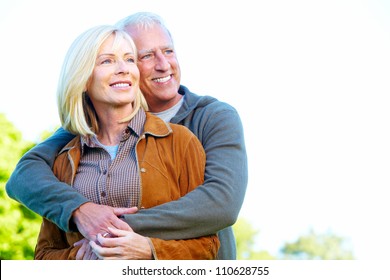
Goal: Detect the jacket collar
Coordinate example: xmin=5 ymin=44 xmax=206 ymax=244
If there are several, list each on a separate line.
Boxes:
xmin=143 ymin=111 xmax=173 ymax=137
xmin=57 ymin=110 xmax=173 ymax=156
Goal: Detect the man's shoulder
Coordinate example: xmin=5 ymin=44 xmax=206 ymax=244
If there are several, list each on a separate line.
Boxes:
xmin=181 ymin=85 xmax=236 ymax=112
xmin=174 ymin=85 xmax=241 ymax=127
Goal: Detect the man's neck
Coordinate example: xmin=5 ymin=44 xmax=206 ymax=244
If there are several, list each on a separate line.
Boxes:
xmin=149 ymin=94 xmax=183 ymax=113
xmin=152 ymin=96 xmax=184 ymax=122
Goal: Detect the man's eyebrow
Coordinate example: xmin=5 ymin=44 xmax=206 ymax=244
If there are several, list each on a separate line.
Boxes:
xmin=138 ymin=45 xmax=174 ymax=56
xmin=138 ymin=49 xmax=153 ymax=56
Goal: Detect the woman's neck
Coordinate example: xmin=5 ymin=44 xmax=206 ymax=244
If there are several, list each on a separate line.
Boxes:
xmin=95 ymin=106 xmax=132 ymax=146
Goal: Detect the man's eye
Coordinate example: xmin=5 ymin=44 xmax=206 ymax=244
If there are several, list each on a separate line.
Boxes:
xmin=127 ymin=58 xmax=135 ymax=63
xmin=140 ymin=54 xmax=152 ymax=60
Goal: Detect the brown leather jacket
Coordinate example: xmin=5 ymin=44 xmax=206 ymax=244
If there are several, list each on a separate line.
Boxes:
xmin=34 ymin=112 xmax=220 ymax=260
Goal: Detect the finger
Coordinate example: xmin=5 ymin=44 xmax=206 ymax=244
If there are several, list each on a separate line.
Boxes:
xmin=74 ymin=239 xmax=86 ymax=247
xmin=76 ymin=245 xmax=85 ymax=260
xmin=95 ymin=230 xmax=129 ymax=254
xmin=95 ymin=232 xmax=118 ymax=248
xmin=90 ymin=240 xmax=117 ymax=259
xmin=85 ymin=246 xmax=96 ymax=260
xmin=84 ymin=249 xmax=91 ymax=260
xmin=113 ymin=207 xmax=138 ymax=216
xmin=95 ymin=233 xmax=107 ymax=246
xmin=75 ymin=240 xmax=88 ymax=260
xmin=83 ymin=242 xmax=93 ymax=260
xmin=111 ymin=218 xmax=133 ymax=231
xmin=89 ymin=240 xmax=104 ymax=258
xmin=108 ymin=226 xmax=133 ymax=237
xmin=74 ymin=240 xmax=83 ymax=247
xmin=89 ymin=247 xmax=99 ymax=260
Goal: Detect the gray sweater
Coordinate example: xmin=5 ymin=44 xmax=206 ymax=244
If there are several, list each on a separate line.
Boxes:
xmin=6 ymin=85 xmax=248 ymax=259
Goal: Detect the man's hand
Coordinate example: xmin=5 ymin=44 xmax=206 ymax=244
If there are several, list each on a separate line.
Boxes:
xmin=72 ymin=202 xmax=138 ymax=241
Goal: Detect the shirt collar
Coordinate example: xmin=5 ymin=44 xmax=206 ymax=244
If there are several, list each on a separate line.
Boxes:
xmin=80 ymin=109 xmax=146 ymax=155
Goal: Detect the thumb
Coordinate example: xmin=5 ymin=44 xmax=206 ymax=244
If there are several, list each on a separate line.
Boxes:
xmin=113 ymin=206 xmax=138 ymax=216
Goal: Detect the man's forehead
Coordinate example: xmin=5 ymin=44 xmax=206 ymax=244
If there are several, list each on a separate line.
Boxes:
xmin=126 ymin=24 xmax=172 ymax=41
xmin=137 ymin=45 xmax=174 ymax=54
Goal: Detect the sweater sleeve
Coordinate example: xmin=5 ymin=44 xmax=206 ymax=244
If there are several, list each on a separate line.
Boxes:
xmin=124 ymin=105 xmax=248 ymax=239
xmin=5 ymin=128 xmax=89 ymax=232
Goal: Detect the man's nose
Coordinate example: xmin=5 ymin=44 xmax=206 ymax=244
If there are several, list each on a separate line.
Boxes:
xmin=155 ymin=51 xmax=170 ymax=71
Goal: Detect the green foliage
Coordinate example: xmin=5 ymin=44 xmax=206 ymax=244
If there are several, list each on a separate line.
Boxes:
xmin=281 ymin=229 xmax=354 ymax=260
xmin=233 ymin=219 xmax=354 ymax=260
xmin=233 ymin=218 xmax=276 ymax=260
xmin=0 ymin=182 xmax=42 ymax=260
xmin=0 ymin=113 xmax=42 ymax=260
xmin=38 ymin=126 xmax=60 ymax=143
xmin=0 ymin=115 xmax=28 ymax=181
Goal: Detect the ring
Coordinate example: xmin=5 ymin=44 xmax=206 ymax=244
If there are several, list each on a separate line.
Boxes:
xmin=102 ymin=232 xmax=109 ymax=238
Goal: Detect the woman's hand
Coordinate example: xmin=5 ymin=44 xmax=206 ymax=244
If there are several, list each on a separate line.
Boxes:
xmin=89 ymin=227 xmax=153 ymax=260
xmin=74 ymin=238 xmax=99 ymax=260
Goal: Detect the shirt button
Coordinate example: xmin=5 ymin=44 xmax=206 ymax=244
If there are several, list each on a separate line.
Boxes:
xmin=101 ymin=191 xmax=106 ymax=197
xmin=102 ymin=170 xmax=107 ymax=175
xmin=140 ymin=167 xmax=146 ymax=173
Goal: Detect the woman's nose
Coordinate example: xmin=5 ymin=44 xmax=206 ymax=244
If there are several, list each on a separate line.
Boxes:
xmin=117 ymin=59 xmax=130 ymax=74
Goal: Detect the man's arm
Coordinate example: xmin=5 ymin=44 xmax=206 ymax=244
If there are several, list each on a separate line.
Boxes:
xmin=6 ymin=128 xmax=88 ymax=231
xmin=124 ymin=105 xmax=248 ymax=239
xmin=6 ymin=128 xmax=136 ymax=235
xmin=5 ymin=128 xmax=87 ymax=231
xmin=6 ymin=128 xmax=134 ymax=237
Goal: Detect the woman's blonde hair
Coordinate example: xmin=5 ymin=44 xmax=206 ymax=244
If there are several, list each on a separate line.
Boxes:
xmin=57 ymin=25 xmax=148 ymax=136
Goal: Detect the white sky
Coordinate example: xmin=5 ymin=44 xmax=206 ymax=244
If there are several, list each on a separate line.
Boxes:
xmin=1 ymin=0 xmax=390 ymax=260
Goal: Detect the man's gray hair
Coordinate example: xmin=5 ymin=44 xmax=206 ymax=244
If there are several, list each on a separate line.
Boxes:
xmin=115 ymin=12 xmax=170 ymax=33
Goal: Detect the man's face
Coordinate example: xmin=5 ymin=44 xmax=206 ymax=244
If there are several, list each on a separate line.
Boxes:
xmin=125 ymin=24 xmax=182 ymax=112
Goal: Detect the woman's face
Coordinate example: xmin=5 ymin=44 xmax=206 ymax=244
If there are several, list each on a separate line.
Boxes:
xmin=87 ymin=34 xmax=140 ymax=110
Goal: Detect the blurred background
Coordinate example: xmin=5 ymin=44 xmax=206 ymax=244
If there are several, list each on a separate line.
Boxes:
xmin=1 ymin=0 xmax=389 ymax=260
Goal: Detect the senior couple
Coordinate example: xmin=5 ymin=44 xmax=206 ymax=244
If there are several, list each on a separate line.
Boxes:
xmin=6 ymin=12 xmax=247 ymax=260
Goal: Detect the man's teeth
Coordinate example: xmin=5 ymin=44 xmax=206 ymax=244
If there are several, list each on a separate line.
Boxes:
xmin=154 ymin=76 xmax=171 ymax=83
xmin=112 ymin=83 xmax=129 ymax=88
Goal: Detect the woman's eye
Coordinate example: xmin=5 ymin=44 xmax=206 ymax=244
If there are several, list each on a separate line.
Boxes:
xmin=127 ymin=58 xmax=135 ymax=63
xmin=101 ymin=59 xmax=112 ymax=64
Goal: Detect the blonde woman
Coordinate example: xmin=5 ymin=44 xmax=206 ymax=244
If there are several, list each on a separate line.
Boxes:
xmin=34 ymin=25 xmax=219 ymax=260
